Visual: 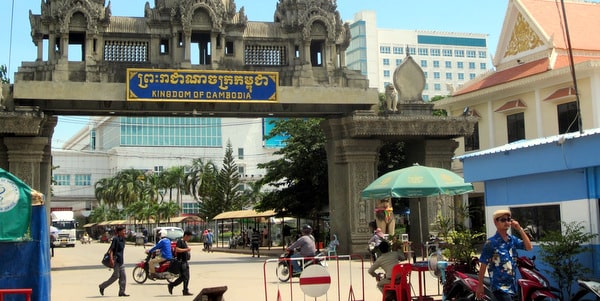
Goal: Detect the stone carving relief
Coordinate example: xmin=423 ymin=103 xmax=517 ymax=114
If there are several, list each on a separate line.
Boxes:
xmin=43 ymin=0 xmax=109 ymax=34
xmin=504 ymin=13 xmax=544 ymax=57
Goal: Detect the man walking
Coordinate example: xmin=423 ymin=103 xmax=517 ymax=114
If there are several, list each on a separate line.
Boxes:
xmin=168 ymin=230 xmax=193 ymax=296
xmin=99 ymin=226 xmax=129 ymax=297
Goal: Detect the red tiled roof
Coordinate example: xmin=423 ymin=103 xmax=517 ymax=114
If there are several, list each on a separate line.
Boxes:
xmin=495 ymin=99 xmax=527 ymax=113
xmin=543 ymin=87 xmax=576 ymax=102
xmin=522 ymin=0 xmax=600 ymax=51
xmin=454 ymin=58 xmax=549 ymax=96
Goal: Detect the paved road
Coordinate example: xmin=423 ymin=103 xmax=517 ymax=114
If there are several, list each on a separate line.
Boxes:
xmin=50 ymin=242 xmax=443 ymax=301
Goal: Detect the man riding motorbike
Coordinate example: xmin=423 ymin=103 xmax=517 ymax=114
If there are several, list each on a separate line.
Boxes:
xmin=146 ymin=229 xmax=173 ymax=279
xmin=286 ymin=224 xmax=317 ymax=274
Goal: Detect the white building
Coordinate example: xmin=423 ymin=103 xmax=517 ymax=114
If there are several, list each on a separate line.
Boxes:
xmin=346 ymin=11 xmax=490 ymax=99
xmin=51 ymin=116 xmax=279 ymax=215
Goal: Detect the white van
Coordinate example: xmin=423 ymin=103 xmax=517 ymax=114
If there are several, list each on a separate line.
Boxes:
xmin=154 ymin=226 xmax=184 ymax=242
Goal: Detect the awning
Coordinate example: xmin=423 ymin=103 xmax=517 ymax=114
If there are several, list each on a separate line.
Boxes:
xmin=97 ymin=221 xmax=111 ymax=226
xmin=83 ymin=223 xmax=96 ymax=227
xmin=165 ymin=216 xmax=203 ymax=223
xmin=213 ymin=209 xmax=277 ymax=220
xmin=109 ymin=220 xmax=127 ymax=225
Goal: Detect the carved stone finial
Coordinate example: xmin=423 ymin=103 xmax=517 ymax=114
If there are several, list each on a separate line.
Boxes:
xmin=393 ymin=56 xmax=426 ymax=104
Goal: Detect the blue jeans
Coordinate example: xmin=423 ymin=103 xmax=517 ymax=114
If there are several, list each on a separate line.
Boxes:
xmin=291 ymin=253 xmax=303 ymax=273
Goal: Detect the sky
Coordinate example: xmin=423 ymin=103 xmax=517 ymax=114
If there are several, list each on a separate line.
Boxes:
xmin=1 ymin=0 xmax=509 ymax=148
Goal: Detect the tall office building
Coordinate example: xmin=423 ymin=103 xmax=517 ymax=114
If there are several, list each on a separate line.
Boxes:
xmin=346 ymin=11 xmax=490 ymax=99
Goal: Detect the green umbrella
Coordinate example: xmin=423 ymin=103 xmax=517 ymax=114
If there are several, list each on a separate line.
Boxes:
xmin=361 ymin=164 xmax=473 ymax=200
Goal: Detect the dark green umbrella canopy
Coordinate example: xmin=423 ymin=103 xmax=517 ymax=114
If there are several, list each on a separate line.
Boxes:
xmin=361 ymin=164 xmax=473 ymax=200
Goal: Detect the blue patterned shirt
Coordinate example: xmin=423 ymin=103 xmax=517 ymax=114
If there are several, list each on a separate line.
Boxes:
xmin=479 ymin=232 xmax=525 ymax=295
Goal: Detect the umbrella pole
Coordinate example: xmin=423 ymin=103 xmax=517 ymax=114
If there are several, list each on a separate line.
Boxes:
xmin=418 ymin=199 xmax=423 ymax=253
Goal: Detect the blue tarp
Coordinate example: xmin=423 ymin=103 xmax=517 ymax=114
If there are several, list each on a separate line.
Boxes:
xmin=0 ymin=201 xmax=51 ymax=300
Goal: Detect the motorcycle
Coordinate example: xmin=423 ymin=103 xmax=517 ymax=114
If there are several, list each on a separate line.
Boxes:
xmin=571 ymin=278 xmax=600 ymax=301
xmin=132 ymin=251 xmax=178 ymax=284
xmin=516 ymin=256 xmax=561 ymax=301
xmin=444 ymin=256 xmax=560 ymax=301
xmin=276 ymin=250 xmax=326 ymax=282
xmin=444 ymin=263 xmax=496 ymax=301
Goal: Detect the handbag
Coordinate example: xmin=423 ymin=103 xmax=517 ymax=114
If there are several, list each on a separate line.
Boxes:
xmin=168 ymin=258 xmax=182 ymax=274
xmin=101 ymin=241 xmax=114 ymax=268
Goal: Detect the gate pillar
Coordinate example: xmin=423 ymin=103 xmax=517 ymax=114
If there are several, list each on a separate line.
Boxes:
xmin=321 ymin=117 xmax=382 ymax=255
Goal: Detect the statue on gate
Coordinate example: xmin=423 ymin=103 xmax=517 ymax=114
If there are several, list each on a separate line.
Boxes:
xmin=374 ymin=198 xmax=395 ymax=236
xmin=384 ymin=83 xmax=398 ymax=112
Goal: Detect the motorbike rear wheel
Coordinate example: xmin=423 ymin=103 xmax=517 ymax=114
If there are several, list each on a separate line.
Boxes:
xmin=132 ymin=266 xmax=147 ymax=284
xmin=276 ymin=262 xmax=291 ymax=282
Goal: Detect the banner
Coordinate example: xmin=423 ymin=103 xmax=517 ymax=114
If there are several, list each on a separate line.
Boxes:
xmin=0 ymin=168 xmax=35 ymax=241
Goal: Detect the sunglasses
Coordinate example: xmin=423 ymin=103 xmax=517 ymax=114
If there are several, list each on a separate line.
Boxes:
xmin=496 ymin=217 xmax=512 ymax=223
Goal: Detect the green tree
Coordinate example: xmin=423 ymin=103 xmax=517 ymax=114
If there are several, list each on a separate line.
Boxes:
xmin=256 ymin=118 xmax=328 ymax=219
xmin=1 ymin=64 xmax=9 ymax=84
xmin=215 ymin=140 xmax=245 ymax=211
xmin=185 ymin=158 xmax=217 ymax=202
xmin=377 ymin=141 xmax=406 ymax=176
xmin=430 ymin=95 xmax=448 ymax=116
xmin=538 ymin=221 xmax=598 ymax=299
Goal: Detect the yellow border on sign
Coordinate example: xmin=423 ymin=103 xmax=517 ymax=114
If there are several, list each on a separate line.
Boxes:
xmin=126 ymin=68 xmax=279 ymax=103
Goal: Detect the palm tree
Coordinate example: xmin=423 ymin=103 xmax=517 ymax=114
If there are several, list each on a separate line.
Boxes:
xmin=161 ymin=166 xmax=186 ymax=208
xmin=185 ymin=158 xmax=217 ymax=201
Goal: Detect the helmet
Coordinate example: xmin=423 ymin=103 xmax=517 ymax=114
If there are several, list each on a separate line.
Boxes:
xmin=301 ymin=224 xmax=312 ymax=235
xmin=159 ymin=229 xmax=167 ymax=238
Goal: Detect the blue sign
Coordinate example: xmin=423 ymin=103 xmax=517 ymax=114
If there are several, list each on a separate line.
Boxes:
xmin=127 ymin=69 xmax=278 ymax=103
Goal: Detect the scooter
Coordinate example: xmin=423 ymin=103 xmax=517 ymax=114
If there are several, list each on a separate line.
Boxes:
xmin=571 ymin=278 xmax=600 ymax=301
xmin=444 ymin=256 xmax=560 ymax=301
xmin=132 ymin=251 xmax=178 ymax=284
xmin=516 ymin=256 xmax=561 ymax=301
xmin=444 ymin=263 xmax=496 ymax=301
xmin=276 ymin=250 xmax=326 ymax=282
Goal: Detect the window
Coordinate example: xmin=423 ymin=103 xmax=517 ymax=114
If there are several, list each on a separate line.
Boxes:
xmin=396 ymin=59 xmax=402 ymax=66
xmin=423 ymin=95 xmax=430 ymax=101
xmin=443 ymin=49 xmax=453 ymax=57
xmin=469 ymin=62 xmax=476 ymax=69
xmin=433 ymin=61 xmax=440 ymax=68
xmin=446 ymin=72 xmax=452 ymax=80
xmin=393 ymin=47 xmax=403 ymax=55
xmin=53 ymin=174 xmax=70 ymax=186
xmin=225 ymin=41 xmax=234 ymax=55
xmin=182 ymin=202 xmax=199 ymax=214
xmin=423 ymin=72 xmax=428 ymax=78
xmin=420 ymin=60 xmax=428 ymax=68
xmin=457 ymin=62 xmax=464 ymax=69
xmin=458 ymin=73 xmax=464 ymax=80
xmin=470 ymin=73 xmax=476 ymax=80
xmin=90 ymin=129 xmax=96 ymax=151
xmin=418 ymin=48 xmax=428 ymax=55
xmin=507 ymin=112 xmax=525 ymax=143
xmin=557 ymin=101 xmax=580 ymax=134
xmin=238 ymin=166 xmax=245 ymax=176
xmin=510 ymin=204 xmax=561 ymax=242
xmin=160 ymin=39 xmax=169 ymax=54
xmin=238 ymin=147 xmax=244 ymax=159
xmin=383 ymin=58 xmax=390 ymax=65
xmin=407 ymin=47 xmax=416 ymax=55
xmin=465 ymin=122 xmax=479 ymax=151
xmin=380 ymin=46 xmax=391 ymax=54
xmin=74 ymin=174 xmax=91 ymax=186
xmin=154 ymin=166 xmax=164 ymax=173
xmin=424 ymin=83 xmax=429 ymax=90
xmin=433 ymin=72 xmax=440 ymax=79
xmin=430 ymin=49 xmax=441 ymax=56
xmin=383 ymin=70 xmax=390 ymax=77
xmin=467 ymin=50 xmax=476 ymax=58
xmin=480 ymin=62 xmax=487 ymax=70
xmin=478 ymin=51 xmax=487 ymax=58
xmin=434 ymin=83 xmax=441 ymax=91
xmin=455 ymin=50 xmax=465 ymax=57
xmin=445 ymin=61 xmax=452 ymax=68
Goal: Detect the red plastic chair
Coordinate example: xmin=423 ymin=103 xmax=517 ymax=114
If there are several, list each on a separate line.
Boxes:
xmin=395 ymin=263 xmax=412 ymax=301
xmin=382 ymin=263 xmax=412 ymax=301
